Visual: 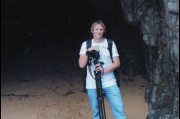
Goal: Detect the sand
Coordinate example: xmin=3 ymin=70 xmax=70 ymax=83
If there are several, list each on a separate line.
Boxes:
xmin=1 ymin=70 xmax=148 ymax=119
xmin=1 ymin=49 xmax=148 ymax=119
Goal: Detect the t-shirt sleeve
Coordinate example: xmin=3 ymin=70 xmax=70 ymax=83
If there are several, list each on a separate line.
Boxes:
xmin=112 ymin=41 xmax=119 ymax=57
xmin=79 ymin=41 xmax=87 ymax=55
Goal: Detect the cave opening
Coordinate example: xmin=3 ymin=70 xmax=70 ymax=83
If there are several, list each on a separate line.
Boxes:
xmin=1 ymin=0 xmax=146 ymax=80
xmin=2 ymin=0 xmax=179 ymax=118
xmin=1 ymin=0 xmax=149 ymax=118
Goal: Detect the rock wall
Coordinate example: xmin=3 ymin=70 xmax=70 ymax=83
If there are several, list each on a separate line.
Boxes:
xmin=120 ymin=0 xmax=179 ymax=118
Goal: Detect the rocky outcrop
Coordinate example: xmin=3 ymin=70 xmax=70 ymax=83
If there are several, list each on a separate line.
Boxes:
xmin=120 ymin=0 xmax=179 ymax=118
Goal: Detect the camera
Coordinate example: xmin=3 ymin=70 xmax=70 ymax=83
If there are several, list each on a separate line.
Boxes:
xmin=86 ymin=50 xmax=100 ymax=59
xmin=86 ymin=50 xmax=100 ymax=66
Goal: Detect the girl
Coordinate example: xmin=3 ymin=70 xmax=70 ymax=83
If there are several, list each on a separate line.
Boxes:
xmin=79 ymin=20 xmax=126 ymax=119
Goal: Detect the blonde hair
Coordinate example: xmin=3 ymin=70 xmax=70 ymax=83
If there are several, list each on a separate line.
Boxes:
xmin=90 ymin=20 xmax=106 ymax=34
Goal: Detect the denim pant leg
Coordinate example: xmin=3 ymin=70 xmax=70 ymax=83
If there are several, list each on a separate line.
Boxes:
xmin=104 ymin=85 xmax=126 ymax=119
xmin=87 ymin=89 xmax=100 ymax=119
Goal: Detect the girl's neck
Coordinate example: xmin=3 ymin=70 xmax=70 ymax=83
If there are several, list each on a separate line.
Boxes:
xmin=93 ymin=37 xmax=105 ymax=43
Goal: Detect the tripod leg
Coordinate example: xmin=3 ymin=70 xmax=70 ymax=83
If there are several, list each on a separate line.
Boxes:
xmin=97 ymin=88 xmax=106 ymax=119
xmin=94 ymin=69 xmax=106 ymax=119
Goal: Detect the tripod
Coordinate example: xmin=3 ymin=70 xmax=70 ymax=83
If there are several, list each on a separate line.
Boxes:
xmin=86 ymin=50 xmax=106 ymax=119
xmin=93 ymin=59 xmax=106 ymax=119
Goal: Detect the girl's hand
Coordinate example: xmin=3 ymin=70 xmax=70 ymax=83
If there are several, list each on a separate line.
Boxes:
xmin=95 ymin=64 xmax=103 ymax=73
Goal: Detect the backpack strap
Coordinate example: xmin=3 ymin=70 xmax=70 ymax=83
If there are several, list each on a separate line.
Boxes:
xmin=86 ymin=39 xmax=92 ymax=49
xmin=82 ymin=39 xmax=92 ymax=93
xmin=107 ymin=39 xmax=113 ymax=62
xmin=107 ymin=39 xmax=120 ymax=87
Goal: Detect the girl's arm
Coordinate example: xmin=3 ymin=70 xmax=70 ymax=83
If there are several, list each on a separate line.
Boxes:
xmin=78 ymin=54 xmax=88 ymax=68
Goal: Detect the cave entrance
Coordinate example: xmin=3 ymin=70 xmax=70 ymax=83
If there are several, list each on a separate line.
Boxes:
xmin=1 ymin=0 xmax=148 ymax=118
xmin=2 ymin=0 xmax=147 ymax=80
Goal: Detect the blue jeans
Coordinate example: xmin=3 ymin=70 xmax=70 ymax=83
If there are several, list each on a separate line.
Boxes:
xmin=87 ymin=84 xmax=126 ymax=119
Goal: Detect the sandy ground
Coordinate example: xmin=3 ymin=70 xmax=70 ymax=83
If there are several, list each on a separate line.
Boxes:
xmin=1 ymin=71 xmax=148 ymax=119
xmin=1 ymin=49 xmax=148 ymax=119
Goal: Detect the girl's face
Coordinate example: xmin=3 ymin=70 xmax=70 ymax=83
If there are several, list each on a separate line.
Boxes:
xmin=92 ymin=24 xmax=104 ymax=39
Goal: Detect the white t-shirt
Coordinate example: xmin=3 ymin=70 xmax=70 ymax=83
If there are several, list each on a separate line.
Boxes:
xmin=79 ymin=39 xmax=119 ymax=89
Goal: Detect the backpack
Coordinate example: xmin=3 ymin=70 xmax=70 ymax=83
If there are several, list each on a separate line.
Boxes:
xmin=83 ymin=39 xmax=120 ymax=93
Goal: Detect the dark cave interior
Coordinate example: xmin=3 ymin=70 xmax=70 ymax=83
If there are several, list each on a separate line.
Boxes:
xmin=1 ymin=0 xmax=145 ymax=80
